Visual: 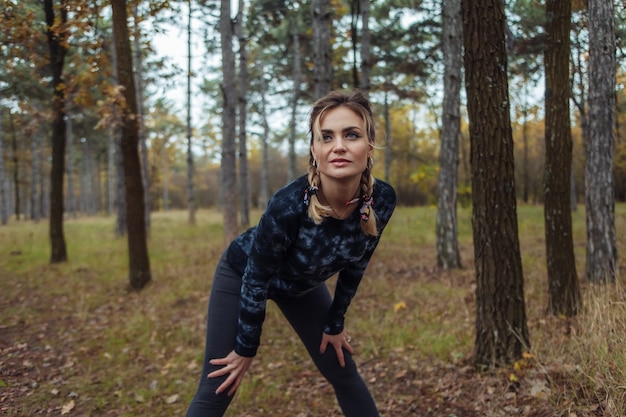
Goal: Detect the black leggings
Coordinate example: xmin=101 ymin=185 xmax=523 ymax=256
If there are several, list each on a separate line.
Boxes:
xmin=185 ymin=254 xmax=380 ymax=417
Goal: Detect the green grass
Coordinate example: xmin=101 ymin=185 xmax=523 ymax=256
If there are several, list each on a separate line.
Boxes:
xmin=1 ymin=204 xmax=625 ymax=416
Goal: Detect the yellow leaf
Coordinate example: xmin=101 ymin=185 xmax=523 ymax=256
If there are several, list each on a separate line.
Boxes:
xmin=509 ymin=373 xmax=518 ymax=382
xmin=394 ymin=301 xmax=407 ymax=312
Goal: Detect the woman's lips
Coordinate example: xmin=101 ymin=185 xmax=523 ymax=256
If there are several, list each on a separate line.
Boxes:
xmin=331 ymin=159 xmax=350 ymax=167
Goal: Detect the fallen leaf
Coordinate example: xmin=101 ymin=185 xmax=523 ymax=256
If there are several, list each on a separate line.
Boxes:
xmin=166 ymin=394 xmax=179 ymax=404
xmin=61 ymin=399 xmax=75 ymax=415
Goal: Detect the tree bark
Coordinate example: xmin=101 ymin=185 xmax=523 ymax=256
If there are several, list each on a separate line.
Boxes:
xmin=585 ymin=0 xmax=617 ymax=283
xmin=461 ymin=0 xmax=530 ymax=369
xmin=436 ymin=0 xmax=463 ymax=270
xmin=544 ymin=0 xmax=580 ymax=316
xmin=312 ymin=0 xmax=332 ymax=97
xmin=220 ymin=0 xmax=238 ymax=244
xmin=111 ymin=0 xmax=152 ymax=291
xmin=44 ymin=0 xmax=68 ymax=263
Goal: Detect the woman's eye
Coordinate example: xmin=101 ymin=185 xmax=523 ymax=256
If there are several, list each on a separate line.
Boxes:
xmin=346 ymin=131 xmax=360 ymax=139
xmin=322 ymin=134 xmax=333 ymax=142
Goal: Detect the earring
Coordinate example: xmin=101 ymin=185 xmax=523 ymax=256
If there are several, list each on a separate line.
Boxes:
xmin=367 ymin=156 xmax=374 ymax=170
xmin=313 ymin=160 xmax=318 ymax=168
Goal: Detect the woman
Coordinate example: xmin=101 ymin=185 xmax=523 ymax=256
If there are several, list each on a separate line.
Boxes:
xmin=186 ymin=90 xmax=396 ymax=417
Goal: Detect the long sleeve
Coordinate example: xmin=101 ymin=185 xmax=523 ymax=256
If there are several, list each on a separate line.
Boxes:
xmin=234 ymin=194 xmax=300 ymax=357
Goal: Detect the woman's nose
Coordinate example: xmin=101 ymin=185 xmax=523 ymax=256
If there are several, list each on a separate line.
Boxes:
xmin=333 ymin=137 xmax=347 ymax=150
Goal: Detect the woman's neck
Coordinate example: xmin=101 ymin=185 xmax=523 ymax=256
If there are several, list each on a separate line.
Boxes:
xmin=318 ymin=176 xmax=361 ymax=208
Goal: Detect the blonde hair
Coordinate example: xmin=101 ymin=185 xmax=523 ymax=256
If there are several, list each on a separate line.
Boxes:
xmin=306 ymin=90 xmax=378 ymax=236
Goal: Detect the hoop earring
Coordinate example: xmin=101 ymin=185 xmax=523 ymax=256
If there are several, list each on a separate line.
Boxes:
xmin=313 ymin=160 xmax=318 ymax=168
xmin=367 ymin=157 xmax=374 ymax=170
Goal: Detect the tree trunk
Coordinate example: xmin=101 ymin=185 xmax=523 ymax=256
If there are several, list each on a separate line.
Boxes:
xmin=65 ymin=109 xmax=76 ymax=218
xmin=10 ymin=115 xmax=20 ymax=220
xmin=161 ymin=141 xmax=170 ymax=211
xmin=436 ymin=0 xmax=462 ymax=270
xmin=359 ymin=0 xmax=370 ymax=93
xmin=0 ymin=115 xmax=8 ymax=225
xmin=585 ymin=0 xmax=617 ymax=283
xmin=115 ymin=127 xmax=126 ymax=236
xmin=350 ymin=0 xmax=359 ymax=88
xmin=461 ymin=0 xmax=530 ymax=369
xmin=44 ymin=0 xmax=68 ymax=263
xmin=186 ymin=0 xmax=196 ymax=225
xmin=258 ymin=57 xmax=270 ymax=209
xmin=544 ymin=0 xmax=580 ymax=316
xmin=236 ymin=0 xmax=250 ymax=228
xmin=220 ymin=0 xmax=238 ymax=243
xmin=30 ymin=132 xmax=40 ymax=222
xmin=111 ymin=0 xmax=152 ymax=291
xmin=107 ymin=126 xmax=116 ymax=216
xmin=288 ymin=11 xmax=301 ymax=182
xmin=383 ymin=90 xmax=391 ymax=183
xmin=312 ymin=0 xmax=332 ymax=97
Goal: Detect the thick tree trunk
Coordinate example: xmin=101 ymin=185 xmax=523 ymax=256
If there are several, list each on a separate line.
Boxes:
xmin=312 ymin=0 xmax=332 ymax=97
xmin=111 ymin=0 xmax=152 ymax=290
xmin=220 ymin=0 xmax=238 ymax=243
xmin=544 ymin=0 xmax=580 ymax=316
xmin=44 ymin=0 xmax=68 ymax=263
xmin=436 ymin=0 xmax=462 ymax=270
xmin=585 ymin=0 xmax=617 ymax=283
xmin=461 ymin=0 xmax=530 ymax=369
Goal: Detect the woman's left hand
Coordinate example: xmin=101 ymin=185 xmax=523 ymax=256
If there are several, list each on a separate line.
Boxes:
xmin=319 ymin=330 xmax=354 ymax=367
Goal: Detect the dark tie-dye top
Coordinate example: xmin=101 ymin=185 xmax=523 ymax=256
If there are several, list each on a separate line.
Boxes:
xmin=226 ymin=175 xmax=397 ymax=357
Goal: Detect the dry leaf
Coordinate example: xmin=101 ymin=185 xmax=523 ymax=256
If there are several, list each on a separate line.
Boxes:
xmin=61 ymin=399 xmax=75 ymax=415
xmin=165 ymin=394 xmax=179 ymax=404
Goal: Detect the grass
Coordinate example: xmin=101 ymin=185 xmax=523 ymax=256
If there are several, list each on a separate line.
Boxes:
xmin=1 ymin=204 xmax=625 ymax=416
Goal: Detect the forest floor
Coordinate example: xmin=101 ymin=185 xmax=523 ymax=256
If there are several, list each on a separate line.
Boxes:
xmin=1 ymin=207 xmax=625 ymax=416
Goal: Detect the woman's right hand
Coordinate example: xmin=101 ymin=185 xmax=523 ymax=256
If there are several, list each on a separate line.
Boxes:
xmin=208 ymin=350 xmax=254 ymax=396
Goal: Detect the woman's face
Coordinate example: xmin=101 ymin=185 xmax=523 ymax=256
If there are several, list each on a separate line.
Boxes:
xmin=310 ymin=106 xmax=373 ymax=183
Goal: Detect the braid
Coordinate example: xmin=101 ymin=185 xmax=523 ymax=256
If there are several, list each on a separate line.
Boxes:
xmin=360 ymin=167 xmax=378 ymax=236
xmin=307 ymin=164 xmax=327 ymax=224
